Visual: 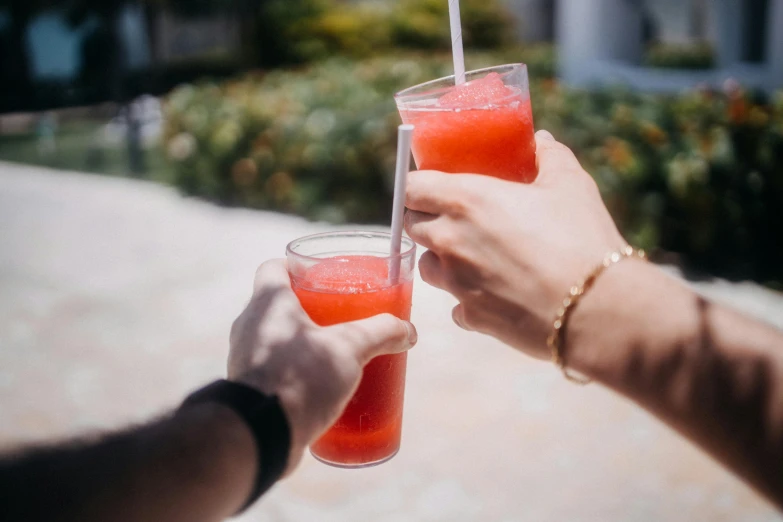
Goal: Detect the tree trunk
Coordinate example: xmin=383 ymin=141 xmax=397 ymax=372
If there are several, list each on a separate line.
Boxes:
xmin=143 ymin=2 xmax=161 ymax=67
xmin=238 ymin=0 xmax=259 ymax=68
xmin=3 ymin=6 xmax=34 ymax=111
xmin=106 ymin=3 xmax=144 ymax=176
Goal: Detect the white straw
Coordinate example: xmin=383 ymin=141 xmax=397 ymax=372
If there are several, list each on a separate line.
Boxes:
xmin=448 ymin=0 xmax=466 ymax=85
xmin=390 ymin=124 xmax=414 ymax=283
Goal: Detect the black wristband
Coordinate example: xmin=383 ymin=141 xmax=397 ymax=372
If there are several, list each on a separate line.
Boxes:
xmin=181 ymin=380 xmax=291 ymax=514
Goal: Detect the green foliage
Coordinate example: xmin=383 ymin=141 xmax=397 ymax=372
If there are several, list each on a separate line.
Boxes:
xmin=391 ymin=0 xmax=514 ymax=50
xmin=305 ymin=3 xmax=393 ymax=59
xmin=255 ymin=0 xmax=333 ymax=67
xmin=536 ymin=82 xmax=783 ymax=284
xmin=645 ymin=42 xmax=715 ymax=70
xmin=162 ymin=53 xmax=783 ymax=285
xmin=253 ymin=0 xmax=515 ymax=66
xmin=162 ymin=57 xmax=447 ymax=222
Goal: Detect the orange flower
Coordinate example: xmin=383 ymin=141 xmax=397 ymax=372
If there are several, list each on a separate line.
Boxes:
xmin=728 ymin=97 xmax=748 ymax=124
xmin=641 ymin=122 xmax=668 ymax=147
xmin=604 ymin=137 xmax=634 ymax=172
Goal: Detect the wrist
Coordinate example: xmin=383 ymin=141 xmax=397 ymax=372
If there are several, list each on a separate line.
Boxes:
xmin=230 ymin=373 xmax=309 ymax=473
xmin=564 ymin=259 xmax=697 ymax=386
xmin=170 ymin=402 xmax=257 ymax=516
xmin=181 ymin=380 xmax=292 ymax=512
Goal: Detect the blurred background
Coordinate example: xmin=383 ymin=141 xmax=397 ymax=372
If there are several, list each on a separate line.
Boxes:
xmin=1 ymin=1 xmax=782 ymax=521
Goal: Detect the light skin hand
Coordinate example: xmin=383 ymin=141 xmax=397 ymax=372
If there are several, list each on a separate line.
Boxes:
xmin=404 ymin=130 xmax=625 ymax=359
xmin=405 ymin=130 xmax=783 ymax=508
xmin=227 ymin=259 xmax=417 ymax=475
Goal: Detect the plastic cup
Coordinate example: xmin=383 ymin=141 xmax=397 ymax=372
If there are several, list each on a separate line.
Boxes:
xmin=286 ymin=231 xmax=417 ymax=468
xmin=395 ymin=63 xmax=537 ymax=183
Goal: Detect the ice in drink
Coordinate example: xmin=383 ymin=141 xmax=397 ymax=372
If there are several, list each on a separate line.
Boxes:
xmin=291 ymin=255 xmax=413 ymax=467
xmin=397 ymin=67 xmax=537 ymax=183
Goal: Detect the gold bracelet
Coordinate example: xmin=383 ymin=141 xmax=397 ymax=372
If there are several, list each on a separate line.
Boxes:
xmin=547 ymin=245 xmax=647 ymax=385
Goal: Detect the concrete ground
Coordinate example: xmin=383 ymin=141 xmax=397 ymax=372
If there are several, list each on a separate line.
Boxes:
xmin=0 ymin=162 xmax=781 ymax=522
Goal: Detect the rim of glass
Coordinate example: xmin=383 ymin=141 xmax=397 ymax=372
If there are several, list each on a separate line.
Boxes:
xmin=286 ymin=231 xmax=417 ymax=262
xmin=394 ymin=63 xmax=527 ymax=101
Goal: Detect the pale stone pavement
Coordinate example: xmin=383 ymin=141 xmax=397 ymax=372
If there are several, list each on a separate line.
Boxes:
xmin=0 ymin=162 xmax=781 ymax=522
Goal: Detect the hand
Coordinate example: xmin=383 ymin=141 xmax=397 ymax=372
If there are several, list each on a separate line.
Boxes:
xmin=404 ymin=130 xmax=625 ymax=359
xmin=227 ymin=259 xmax=417 ymax=474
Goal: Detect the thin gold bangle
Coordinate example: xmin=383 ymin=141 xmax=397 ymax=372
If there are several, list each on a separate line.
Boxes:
xmin=547 ymin=245 xmax=647 ymax=385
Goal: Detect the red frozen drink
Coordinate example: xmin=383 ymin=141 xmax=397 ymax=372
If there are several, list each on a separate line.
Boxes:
xmin=287 ymin=232 xmax=416 ymax=467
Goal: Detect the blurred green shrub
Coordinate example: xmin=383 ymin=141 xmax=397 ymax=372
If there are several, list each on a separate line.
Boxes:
xmin=391 ymin=0 xmax=514 ymax=50
xmin=255 ymin=0 xmax=332 ymax=66
xmin=162 ymin=57 xmax=448 ymax=222
xmin=253 ymin=0 xmax=515 ymax=66
xmin=645 ymin=42 xmax=715 ymax=70
xmin=306 ymin=3 xmax=393 ymax=59
xmin=163 ymin=53 xmax=783 ymax=285
xmin=537 ymin=82 xmax=783 ymax=285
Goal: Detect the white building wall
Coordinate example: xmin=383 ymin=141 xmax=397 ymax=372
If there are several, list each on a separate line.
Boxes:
xmin=714 ymin=0 xmax=743 ymax=67
xmin=502 ymin=0 xmax=554 ymax=42
xmin=557 ymin=0 xmax=781 ymax=92
xmin=557 ymin=0 xmax=643 ymax=84
xmin=768 ymin=0 xmax=783 ymax=88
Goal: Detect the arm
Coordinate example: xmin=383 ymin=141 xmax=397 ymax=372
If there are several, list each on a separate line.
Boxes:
xmin=0 ymin=260 xmax=417 ymax=522
xmin=0 ymin=404 xmax=256 ymax=522
xmin=568 ymin=258 xmax=783 ymax=502
xmin=404 ymin=131 xmax=783 ymax=508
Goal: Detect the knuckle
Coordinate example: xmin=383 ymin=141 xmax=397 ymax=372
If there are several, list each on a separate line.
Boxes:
xmin=403 ymin=209 xmax=413 ymax=229
xmin=579 ymin=171 xmax=600 ymax=193
xmin=406 ymin=171 xmax=430 ymax=199
xmin=456 ymin=305 xmax=480 ymax=331
xmin=255 ymin=259 xmax=276 ymax=276
xmin=405 ymin=175 xmax=420 ymax=199
xmin=229 ymin=317 xmax=241 ymax=345
xmin=254 ymin=262 xmax=273 ymax=286
xmin=450 ymin=179 xmax=482 ymax=215
xmin=430 ymin=228 xmax=457 ymax=253
xmin=538 ymin=139 xmax=569 ymax=154
xmin=461 ymin=313 xmax=476 ymax=331
xmin=418 ymin=257 xmax=436 ymax=280
xmin=404 ymin=210 xmax=424 ymax=236
xmin=444 ymin=199 xmax=469 ymax=218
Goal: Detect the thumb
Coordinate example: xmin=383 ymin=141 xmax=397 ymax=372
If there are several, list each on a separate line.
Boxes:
xmin=535 ymin=130 xmax=582 ymax=183
xmin=329 ymin=314 xmax=417 ymax=365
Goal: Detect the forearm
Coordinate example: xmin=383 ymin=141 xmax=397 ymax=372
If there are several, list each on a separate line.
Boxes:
xmin=568 ymin=260 xmax=783 ymax=505
xmin=0 ymin=403 xmax=256 ymax=522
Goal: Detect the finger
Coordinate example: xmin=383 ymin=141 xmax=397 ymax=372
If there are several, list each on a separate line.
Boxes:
xmin=452 ymin=304 xmax=474 ymax=331
xmin=331 ymin=314 xmax=418 ymax=365
xmin=253 ymin=259 xmax=292 ymax=294
xmin=406 ymin=170 xmax=459 ymax=214
xmin=418 ymin=250 xmax=450 ymax=291
xmin=534 ymin=130 xmax=582 ymax=184
xmin=404 ymin=210 xmax=440 ymax=251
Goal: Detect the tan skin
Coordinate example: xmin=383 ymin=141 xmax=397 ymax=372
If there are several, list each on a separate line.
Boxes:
xmin=2 ymin=132 xmax=781 ymax=519
xmin=405 ymin=130 xmax=783 ymax=508
xmin=0 ymin=260 xmax=417 ymax=522
xmin=228 ymin=259 xmax=418 ymax=476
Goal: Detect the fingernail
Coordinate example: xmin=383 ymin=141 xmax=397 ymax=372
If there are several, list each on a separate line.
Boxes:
xmin=536 ymin=130 xmax=555 ymax=141
xmin=452 ymin=307 xmax=465 ymax=330
xmin=404 ymin=321 xmax=418 ymax=346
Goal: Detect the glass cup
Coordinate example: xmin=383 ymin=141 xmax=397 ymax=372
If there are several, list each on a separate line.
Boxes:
xmin=395 ymin=63 xmax=537 ymax=183
xmin=286 ymin=231 xmax=417 ymax=468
